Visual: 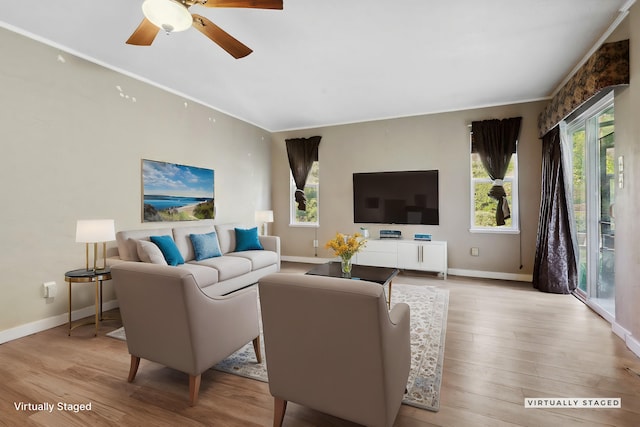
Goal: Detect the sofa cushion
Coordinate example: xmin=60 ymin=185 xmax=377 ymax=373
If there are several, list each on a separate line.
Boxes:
xmin=190 ymin=232 xmax=222 ymax=261
xmin=227 ymin=250 xmax=278 ymax=271
xmin=190 ymin=255 xmax=252 ymax=281
xmin=175 ymin=263 xmax=219 ymax=287
xmin=214 ymin=223 xmax=241 ymax=254
xmin=172 ymin=224 xmax=216 ymax=262
xmin=150 ymin=235 xmax=185 ymax=266
xmin=235 ymin=227 xmax=264 ymax=252
xmin=135 ymin=239 xmax=168 ymax=265
xmin=116 ymin=228 xmax=173 ymax=261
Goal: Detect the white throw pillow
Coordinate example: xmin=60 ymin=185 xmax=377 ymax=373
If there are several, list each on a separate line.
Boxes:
xmin=134 ymin=239 xmax=168 ymax=265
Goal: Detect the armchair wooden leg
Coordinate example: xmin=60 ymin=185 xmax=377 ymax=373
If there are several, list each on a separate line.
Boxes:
xmin=253 ymin=336 xmax=262 ymax=364
xmin=128 ymin=355 xmax=140 ymax=382
xmin=274 ymin=397 xmax=287 ymax=427
xmin=189 ymin=374 xmax=201 ymax=406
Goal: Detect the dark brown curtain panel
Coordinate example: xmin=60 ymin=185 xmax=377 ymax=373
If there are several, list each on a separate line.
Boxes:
xmin=532 ymin=126 xmax=577 ymax=294
xmin=285 ymin=136 xmax=321 ymax=211
xmin=471 ymin=117 xmax=522 ymax=226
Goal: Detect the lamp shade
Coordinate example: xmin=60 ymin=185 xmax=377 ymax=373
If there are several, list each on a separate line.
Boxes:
xmin=255 ymin=210 xmax=274 ymax=223
xmin=142 ymin=0 xmax=193 ymax=33
xmin=75 ymin=219 xmax=116 ymax=243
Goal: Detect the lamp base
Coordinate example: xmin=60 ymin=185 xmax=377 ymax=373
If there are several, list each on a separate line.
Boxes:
xmin=84 ymin=242 xmax=108 ymax=272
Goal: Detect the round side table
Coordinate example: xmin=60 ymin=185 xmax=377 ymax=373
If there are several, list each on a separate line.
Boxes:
xmin=65 ymin=268 xmax=112 ymax=336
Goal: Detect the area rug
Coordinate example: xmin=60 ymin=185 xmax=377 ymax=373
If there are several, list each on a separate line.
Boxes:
xmin=107 ymin=283 xmax=449 ymax=411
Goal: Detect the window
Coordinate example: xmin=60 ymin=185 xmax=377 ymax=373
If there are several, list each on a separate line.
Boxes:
xmin=290 ymin=161 xmax=319 ymax=226
xmin=470 ymin=134 xmax=519 ymax=233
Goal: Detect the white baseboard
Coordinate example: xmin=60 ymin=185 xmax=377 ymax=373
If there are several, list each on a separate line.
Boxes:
xmin=611 ymin=320 xmax=629 ymax=340
xmin=282 ymin=257 xmax=533 ymax=282
xmin=586 ymin=300 xmax=616 ymax=324
xmin=0 ymin=300 xmax=119 ymax=345
xmin=626 ymin=334 xmax=640 ymax=358
xmin=584 ymin=302 xmax=640 ymax=358
xmin=447 ymin=268 xmax=532 ymax=282
xmin=612 ymin=321 xmax=640 ymax=358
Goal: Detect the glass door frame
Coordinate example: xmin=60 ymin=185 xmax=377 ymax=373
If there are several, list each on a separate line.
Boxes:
xmin=564 ymin=92 xmax=615 ymax=323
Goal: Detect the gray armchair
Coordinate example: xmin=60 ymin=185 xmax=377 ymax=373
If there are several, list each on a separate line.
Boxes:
xmin=111 ymin=262 xmax=261 ymax=406
xmin=258 ymin=273 xmax=411 ymax=427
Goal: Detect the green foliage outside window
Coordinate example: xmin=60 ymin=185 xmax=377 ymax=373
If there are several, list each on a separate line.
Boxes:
xmin=572 ymin=129 xmax=586 ymax=233
xmin=471 ymin=153 xmax=515 ymax=228
xmin=571 ymin=108 xmax=614 ymax=234
xmin=474 ymin=182 xmax=513 ymax=227
xmin=295 ymin=187 xmax=318 ymax=223
xmin=571 ymin=104 xmax=615 ymax=294
xmin=293 ymin=161 xmax=319 ymax=225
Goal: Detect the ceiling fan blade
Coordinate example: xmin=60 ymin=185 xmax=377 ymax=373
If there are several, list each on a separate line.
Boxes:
xmin=192 ymin=14 xmax=253 ymax=59
xmin=126 ymin=18 xmax=160 ymax=46
xmin=200 ymin=0 xmax=283 ymax=10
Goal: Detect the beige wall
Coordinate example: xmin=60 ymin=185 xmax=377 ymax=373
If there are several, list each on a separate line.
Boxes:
xmin=0 ymin=29 xmax=272 ymax=333
xmin=3 ymin=3 xmax=639 ymax=352
xmin=270 ymin=6 xmax=640 ymax=353
xmin=609 ymin=5 xmax=640 ymax=343
xmin=271 ymin=100 xmax=545 ymax=278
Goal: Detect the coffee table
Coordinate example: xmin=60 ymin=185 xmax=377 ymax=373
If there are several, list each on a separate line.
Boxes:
xmin=305 ymin=262 xmax=399 ymax=308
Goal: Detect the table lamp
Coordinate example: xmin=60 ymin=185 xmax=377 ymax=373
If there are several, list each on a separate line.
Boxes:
xmin=75 ymin=219 xmax=116 ymax=272
xmin=255 ymin=210 xmax=274 ymax=236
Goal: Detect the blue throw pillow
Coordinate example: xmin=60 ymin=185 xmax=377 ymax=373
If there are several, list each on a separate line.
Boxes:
xmin=190 ymin=232 xmax=222 ymax=261
xmin=150 ymin=235 xmax=185 ymax=266
xmin=235 ymin=227 xmax=264 ymax=252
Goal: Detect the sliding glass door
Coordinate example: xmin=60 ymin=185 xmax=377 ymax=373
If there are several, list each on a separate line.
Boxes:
xmin=567 ymin=94 xmax=615 ymax=318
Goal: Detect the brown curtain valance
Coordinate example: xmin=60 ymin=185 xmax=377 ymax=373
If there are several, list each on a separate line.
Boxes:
xmin=538 ymin=39 xmax=629 ymax=138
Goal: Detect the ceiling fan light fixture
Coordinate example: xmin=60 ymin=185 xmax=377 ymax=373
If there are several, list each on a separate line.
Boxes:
xmin=142 ymin=0 xmax=193 ymax=33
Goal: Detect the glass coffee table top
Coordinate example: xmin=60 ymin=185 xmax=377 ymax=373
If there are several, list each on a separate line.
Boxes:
xmin=306 ymin=262 xmax=398 ymax=285
xmin=305 ymin=262 xmax=398 ymax=308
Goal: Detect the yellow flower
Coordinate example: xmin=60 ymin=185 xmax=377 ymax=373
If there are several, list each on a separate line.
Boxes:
xmin=325 ymin=232 xmax=367 ymax=259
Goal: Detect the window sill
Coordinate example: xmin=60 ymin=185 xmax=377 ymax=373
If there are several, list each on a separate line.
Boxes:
xmin=469 ymin=227 xmax=520 ymax=235
xmin=289 ymin=223 xmax=319 ymax=228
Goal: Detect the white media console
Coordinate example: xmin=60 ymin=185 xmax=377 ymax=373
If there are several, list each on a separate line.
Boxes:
xmin=355 ymin=238 xmax=447 ymax=279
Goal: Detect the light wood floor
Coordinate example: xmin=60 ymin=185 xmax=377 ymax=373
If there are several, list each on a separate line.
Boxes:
xmin=2 ymin=262 xmax=640 ymax=426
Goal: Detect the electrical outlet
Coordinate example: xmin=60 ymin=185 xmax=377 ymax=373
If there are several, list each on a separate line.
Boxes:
xmin=470 ymin=247 xmax=479 ymax=256
xmin=43 ymin=281 xmax=57 ymax=298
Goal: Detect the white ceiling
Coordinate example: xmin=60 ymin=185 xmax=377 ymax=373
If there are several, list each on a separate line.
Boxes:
xmin=0 ymin=0 xmax=632 ymax=132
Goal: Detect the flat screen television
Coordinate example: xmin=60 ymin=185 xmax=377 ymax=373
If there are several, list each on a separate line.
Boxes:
xmin=353 ymin=170 xmax=439 ymax=225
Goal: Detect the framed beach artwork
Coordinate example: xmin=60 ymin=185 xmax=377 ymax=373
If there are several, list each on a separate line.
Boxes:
xmin=142 ymin=159 xmax=215 ymax=222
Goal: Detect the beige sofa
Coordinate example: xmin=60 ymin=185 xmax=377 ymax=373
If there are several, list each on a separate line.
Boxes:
xmin=109 ymin=223 xmax=280 ymax=296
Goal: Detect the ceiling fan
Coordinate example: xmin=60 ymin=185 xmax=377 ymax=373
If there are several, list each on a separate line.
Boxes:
xmin=126 ymin=0 xmax=283 ymax=59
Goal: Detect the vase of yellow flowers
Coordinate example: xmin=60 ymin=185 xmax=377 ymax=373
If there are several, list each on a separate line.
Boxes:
xmin=325 ymin=232 xmax=367 ymax=277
